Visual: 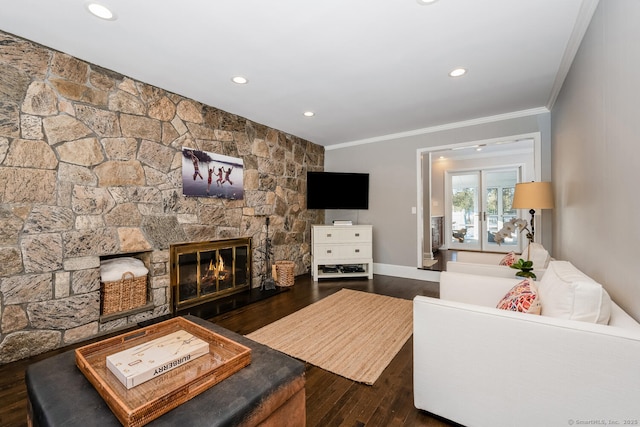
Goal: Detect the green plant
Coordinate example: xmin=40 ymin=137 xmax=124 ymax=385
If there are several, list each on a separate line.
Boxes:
xmin=510 ymin=258 xmax=536 ymax=279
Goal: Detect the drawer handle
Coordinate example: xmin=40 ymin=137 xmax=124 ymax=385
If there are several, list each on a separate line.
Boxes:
xmin=355 ymin=233 xmax=360 ymax=237
xmin=326 ymin=250 xmax=332 ymax=254
xmin=326 ymin=233 xmax=332 ymax=237
xmin=355 ymin=249 xmax=360 ymax=253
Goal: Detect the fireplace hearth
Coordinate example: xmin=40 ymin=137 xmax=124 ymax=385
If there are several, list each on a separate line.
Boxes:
xmin=170 ymin=238 xmax=251 ymax=312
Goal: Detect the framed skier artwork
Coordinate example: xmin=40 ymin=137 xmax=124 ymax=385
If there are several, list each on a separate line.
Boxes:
xmin=182 ymin=147 xmax=244 ymax=200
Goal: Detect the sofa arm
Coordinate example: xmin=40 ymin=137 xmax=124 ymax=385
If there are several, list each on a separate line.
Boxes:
xmin=447 ymin=262 xmax=546 ymax=280
xmin=455 ymin=251 xmax=507 ymax=264
xmin=413 ymin=296 xmax=640 ymax=427
xmin=439 ymin=271 xmax=522 ymax=307
xmin=446 ymin=261 xmax=522 ymax=279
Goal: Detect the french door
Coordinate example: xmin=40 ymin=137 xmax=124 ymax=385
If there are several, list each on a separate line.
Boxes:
xmin=446 ymin=167 xmax=522 ymax=252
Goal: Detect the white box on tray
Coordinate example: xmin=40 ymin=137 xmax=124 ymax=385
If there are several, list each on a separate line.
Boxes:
xmin=106 ymin=329 xmax=209 ymax=389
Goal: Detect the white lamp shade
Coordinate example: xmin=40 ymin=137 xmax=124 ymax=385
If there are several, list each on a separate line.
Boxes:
xmin=512 ymin=182 xmax=554 ymax=210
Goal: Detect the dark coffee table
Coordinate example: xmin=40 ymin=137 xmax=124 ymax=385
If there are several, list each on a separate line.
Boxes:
xmin=25 ymin=315 xmax=306 ymax=427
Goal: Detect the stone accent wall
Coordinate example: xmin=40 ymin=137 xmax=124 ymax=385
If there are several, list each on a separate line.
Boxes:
xmin=0 ymin=31 xmax=324 ymax=364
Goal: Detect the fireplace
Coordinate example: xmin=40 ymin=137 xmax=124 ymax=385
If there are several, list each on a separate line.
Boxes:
xmin=170 ymin=238 xmax=252 ymax=312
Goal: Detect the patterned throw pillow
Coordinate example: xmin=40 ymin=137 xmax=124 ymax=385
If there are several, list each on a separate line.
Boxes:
xmin=496 ymin=279 xmax=541 ymax=314
xmin=499 ymin=252 xmax=517 ymax=266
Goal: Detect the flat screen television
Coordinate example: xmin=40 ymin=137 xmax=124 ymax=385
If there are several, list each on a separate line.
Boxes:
xmin=306 ymin=171 xmax=369 ymax=210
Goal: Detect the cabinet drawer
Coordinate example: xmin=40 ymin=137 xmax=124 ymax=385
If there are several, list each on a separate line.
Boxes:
xmin=313 ymin=227 xmax=372 ymax=244
xmin=314 ymin=244 xmax=372 ymax=260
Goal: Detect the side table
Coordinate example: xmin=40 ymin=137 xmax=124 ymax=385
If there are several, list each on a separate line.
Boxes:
xmin=25 ymin=315 xmax=306 ymax=427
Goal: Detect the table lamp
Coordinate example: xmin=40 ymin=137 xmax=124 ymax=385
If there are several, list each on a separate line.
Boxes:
xmin=512 ymin=181 xmax=554 ymax=244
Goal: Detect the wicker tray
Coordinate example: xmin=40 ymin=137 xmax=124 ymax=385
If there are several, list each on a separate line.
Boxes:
xmin=75 ymin=317 xmax=251 ymax=427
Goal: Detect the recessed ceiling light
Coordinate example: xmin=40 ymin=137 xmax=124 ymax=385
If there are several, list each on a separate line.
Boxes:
xmin=416 ymin=0 xmax=439 ymax=5
xmin=231 ymin=76 xmax=248 ymax=84
xmin=86 ymin=3 xmax=116 ymax=20
xmin=303 ymin=111 xmax=315 ymax=117
xmin=449 ymin=68 xmax=467 ymax=77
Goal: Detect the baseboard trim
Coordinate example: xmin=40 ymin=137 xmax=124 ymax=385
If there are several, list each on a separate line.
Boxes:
xmin=373 ymin=263 xmax=440 ymax=282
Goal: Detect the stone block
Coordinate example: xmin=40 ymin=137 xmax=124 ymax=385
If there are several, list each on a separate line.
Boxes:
xmin=0 ymin=168 xmax=56 ymax=204
xmin=0 ymin=247 xmax=23 ymax=277
xmin=0 ymin=33 xmax=50 ymax=78
xmin=75 ymin=215 xmax=105 ymax=230
xmin=94 ymin=160 xmax=145 ymax=186
xmin=1 ymin=273 xmax=52 ymax=304
xmin=27 ymin=292 xmax=100 ymax=329
xmin=21 ymin=233 xmax=63 ymax=273
xmin=0 ymin=137 xmax=7 ymax=162
xmin=51 ymin=53 xmax=89 ymax=84
xmin=0 ymin=100 xmax=20 ymax=138
xmin=54 ymin=271 xmax=71 ymax=298
xmin=50 ymin=78 xmax=107 ymax=106
xmin=141 ymin=216 xmax=186 ymax=250
xmin=72 ymin=268 xmax=101 ymax=294
xmin=138 ymin=140 xmax=175 ymax=172
xmin=20 ymin=114 xmax=43 ymax=139
xmin=63 ymin=321 xmax=99 ymax=344
xmin=108 ymin=90 xmax=145 ymax=115
xmin=71 ymin=186 xmax=116 ymax=215
xmin=104 ymin=203 xmax=142 ymax=227
xmin=21 ymin=81 xmax=58 ymax=115
xmin=62 ymin=256 xmax=101 ymax=271
xmin=0 ymin=206 xmax=23 ymax=244
xmin=4 ymin=139 xmax=57 ymax=169
xmin=101 ymin=137 xmax=138 ymax=160
xmin=1 ymin=305 xmax=29 ymax=334
xmin=176 ymin=99 xmax=203 ymax=123
xmin=63 ymin=228 xmax=119 ymax=257
xmin=57 ymin=162 xmax=97 ymax=185
xmin=149 ymin=96 xmax=176 ymax=121
xmin=75 ymin=105 xmax=121 ymax=137
xmin=117 ymin=227 xmax=152 ymax=252
xmin=120 ymin=113 xmax=161 ymax=141
xmin=0 ymin=330 xmax=61 ymax=364
xmin=56 ymin=137 xmax=105 ymax=166
xmin=42 ymin=114 xmax=93 ymax=145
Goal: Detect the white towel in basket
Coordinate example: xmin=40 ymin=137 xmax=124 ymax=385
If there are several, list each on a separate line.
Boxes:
xmin=100 ymin=257 xmax=149 ymax=282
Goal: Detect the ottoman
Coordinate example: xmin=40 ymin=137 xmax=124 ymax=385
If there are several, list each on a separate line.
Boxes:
xmin=26 ymin=315 xmax=306 ymax=427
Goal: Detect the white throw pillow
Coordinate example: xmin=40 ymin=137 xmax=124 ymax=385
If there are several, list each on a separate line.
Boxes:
xmin=526 ymin=243 xmax=550 ymax=269
xmin=538 ymin=261 xmax=611 ymax=324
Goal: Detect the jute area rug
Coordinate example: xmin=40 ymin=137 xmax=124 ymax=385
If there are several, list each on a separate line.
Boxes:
xmin=246 ymin=288 xmax=413 ymax=385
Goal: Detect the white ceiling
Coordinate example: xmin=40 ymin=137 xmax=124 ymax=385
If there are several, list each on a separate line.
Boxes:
xmin=0 ymin=0 xmax=598 ymax=147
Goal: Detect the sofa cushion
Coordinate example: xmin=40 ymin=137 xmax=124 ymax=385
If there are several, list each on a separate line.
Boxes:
xmin=538 ymin=261 xmax=611 ymax=324
xmin=525 ymin=243 xmax=550 ymax=269
xmin=498 ymin=252 xmax=517 ymax=266
xmin=496 ymin=279 xmax=541 ymax=314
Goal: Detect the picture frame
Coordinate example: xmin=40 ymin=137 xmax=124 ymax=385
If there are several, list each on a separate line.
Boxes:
xmin=182 ymin=148 xmax=244 ymax=199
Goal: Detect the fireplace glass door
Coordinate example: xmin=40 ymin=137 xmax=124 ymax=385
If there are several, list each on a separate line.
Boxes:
xmin=171 ymin=238 xmax=251 ymax=311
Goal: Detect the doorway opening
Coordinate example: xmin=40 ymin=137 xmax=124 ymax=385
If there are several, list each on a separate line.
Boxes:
xmin=418 ymin=134 xmax=541 ymax=268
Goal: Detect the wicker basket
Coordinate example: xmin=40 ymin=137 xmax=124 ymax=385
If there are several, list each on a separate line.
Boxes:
xmin=101 ymin=271 xmax=147 ymax=315
xmin=275 ymin=261 xmax=296 ymax=287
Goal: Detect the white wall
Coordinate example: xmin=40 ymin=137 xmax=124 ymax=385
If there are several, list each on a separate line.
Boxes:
xmin=551 ymin=0 xmax=640 ymax=320
xmin=325 ymin=114 xmax=551 ymax=270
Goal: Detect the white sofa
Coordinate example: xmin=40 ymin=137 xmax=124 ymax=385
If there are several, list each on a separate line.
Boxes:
xmin=446 ymin=243 xmax=549 ymax=278
xmin=413 ymin=261 xmax=640 ymax=427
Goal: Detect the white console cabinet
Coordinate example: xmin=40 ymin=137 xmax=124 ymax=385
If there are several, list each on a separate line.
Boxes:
xmin=311 ymin=224 xmax=373 ymax=281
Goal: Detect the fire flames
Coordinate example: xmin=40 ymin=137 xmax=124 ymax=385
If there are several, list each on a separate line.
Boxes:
xmin=202 ymin=255 xmax=226 ymax=282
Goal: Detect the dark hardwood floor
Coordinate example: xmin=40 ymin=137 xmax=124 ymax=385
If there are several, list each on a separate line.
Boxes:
xmin=0 ymin=273 xmax=457 ymax=427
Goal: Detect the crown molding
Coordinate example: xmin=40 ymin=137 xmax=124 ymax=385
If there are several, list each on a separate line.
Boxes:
xmin=547 ymin=0 xmax=600 ymax=110
xmin=325 ymin=107 xmax=549 ymax=151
